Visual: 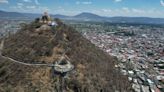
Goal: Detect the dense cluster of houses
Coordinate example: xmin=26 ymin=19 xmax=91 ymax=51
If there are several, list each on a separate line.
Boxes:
xmin=84 ymin=26 xmax=164 ymax=92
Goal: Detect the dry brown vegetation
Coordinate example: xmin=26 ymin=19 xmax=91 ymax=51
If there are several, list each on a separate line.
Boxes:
xmin=0 ymin=19 xmax=132 ymax=92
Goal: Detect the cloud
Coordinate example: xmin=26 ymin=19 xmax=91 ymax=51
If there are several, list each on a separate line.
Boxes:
xmin=11 ymin=3 xmax=24 ymax=9
xmin=132 ymin=8 xmax=145 ymax=13
xmin=0 ymin=0 xmax=8 ymax=4
xmin=76 ymin=1 xmax=80 ymax=4
xmin=17 ymin=3 xmax=23 ymax=6
xmin=11 ymin=5 xmax=50 ymax=13
xmin=114 ymin=0 xmax=122 ymax=2
xmin=22 ymin=0 xmax=40 ymax=5
xmin=82 ymin=1 xmax=92 ymax=4
xmin=122 ymin=7 xmax=130 ymax=13
xmin=76 ymin=1 xmax=92 ymax=5
xmin=23 ymin=0 xmax=31 ymax=3
xmin=102 ymin=9 xmax=112 ymax=13
xmin=41 ymin=7 xmax=49 ymax=10
xmin=35 ymin=0 xmax=39 ymax=5
xmin=26 ymin=6 xmax=36 ymax=9
xmin=160 ymin=0 xmax=164 ymax=6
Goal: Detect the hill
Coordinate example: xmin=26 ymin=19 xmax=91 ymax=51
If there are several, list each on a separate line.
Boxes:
xmin=0 ymin=10 xmax=25 ymax=18
xmin=0 ymin=19 xmax=132 ymax=92
xmin=72 ymin=12 xmax=105 ymax=21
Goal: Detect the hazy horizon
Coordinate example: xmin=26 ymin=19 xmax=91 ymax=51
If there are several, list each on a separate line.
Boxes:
xmin=0 ymin=0 xmax=164 ymax=18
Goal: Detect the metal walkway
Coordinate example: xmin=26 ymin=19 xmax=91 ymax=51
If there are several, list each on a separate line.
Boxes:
xmin=0 ymin=38 xmax=64 ymax=67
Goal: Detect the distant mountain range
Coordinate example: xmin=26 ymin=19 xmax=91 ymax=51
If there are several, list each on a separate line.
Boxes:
xmin=1 ymin=10 xmax=164 ymax=24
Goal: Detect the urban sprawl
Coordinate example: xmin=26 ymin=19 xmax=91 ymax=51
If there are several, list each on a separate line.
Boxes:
xmin=70 ymin=22 xmax=164 ymax=92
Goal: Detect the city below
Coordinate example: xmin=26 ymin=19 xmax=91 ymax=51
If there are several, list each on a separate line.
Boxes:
xmin=70 ymin=21 xmax=164 ymax=92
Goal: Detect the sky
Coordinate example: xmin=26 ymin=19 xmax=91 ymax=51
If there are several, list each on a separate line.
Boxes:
xmin=0 ymin=0 xmax=164 ymax=18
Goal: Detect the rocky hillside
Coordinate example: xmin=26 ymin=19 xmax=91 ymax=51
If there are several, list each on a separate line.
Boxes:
xmin=0 ymin=19 xmax=132 ymax=92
